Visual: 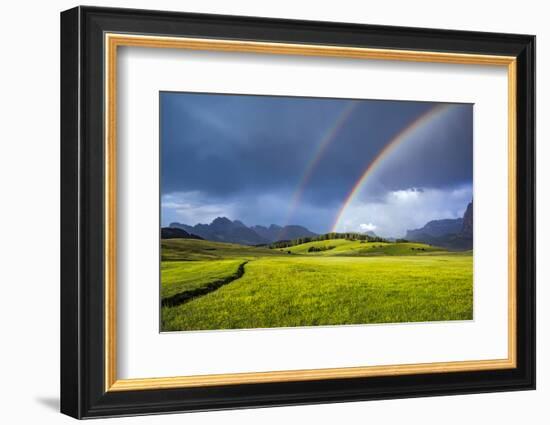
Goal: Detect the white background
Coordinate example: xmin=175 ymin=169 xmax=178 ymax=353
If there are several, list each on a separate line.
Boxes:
xmin=0 ymin=0 xmax=545 ymax=424
xmin=118 ymin=47 xmax=508 ymax=378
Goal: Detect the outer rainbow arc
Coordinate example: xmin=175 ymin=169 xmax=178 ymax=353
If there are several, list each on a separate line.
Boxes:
xmin=330 ymin=104 xmax=452 ymax=232
xmin=278 ymin=101 xmax=360 ymax=238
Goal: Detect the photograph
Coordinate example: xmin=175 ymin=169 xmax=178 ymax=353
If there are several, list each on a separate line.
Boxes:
xmin=160 ymin=92 xmax=474 ymax=332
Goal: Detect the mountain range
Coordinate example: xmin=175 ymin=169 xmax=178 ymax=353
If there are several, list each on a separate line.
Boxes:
xmin=404 ymin=201 xmax=473 ymax=250
xmin=163 ymin=202 xmax=473 ymax=250
xmin=168 ymin=217 xmax=317 ymax=245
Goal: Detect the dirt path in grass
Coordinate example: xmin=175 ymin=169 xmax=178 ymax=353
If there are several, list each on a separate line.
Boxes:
xmin=161 ymin=260 xmax=249 ymax=307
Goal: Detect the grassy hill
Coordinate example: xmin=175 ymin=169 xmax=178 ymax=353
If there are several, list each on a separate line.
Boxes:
xmin=161 ymin=238 xmax=287 ymax=261
xmin=162 ymin=238 xmax=449 ymax=260
xmin=279 ymin=239 xmax=447 ymax=256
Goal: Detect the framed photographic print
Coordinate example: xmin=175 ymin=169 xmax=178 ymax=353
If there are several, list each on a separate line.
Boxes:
xmin=60 ymin=6 xmax=535 ymax=419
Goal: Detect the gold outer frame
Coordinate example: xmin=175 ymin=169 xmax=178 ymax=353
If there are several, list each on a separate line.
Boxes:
xmin=104 ymin=33 xmax=517 ymax=392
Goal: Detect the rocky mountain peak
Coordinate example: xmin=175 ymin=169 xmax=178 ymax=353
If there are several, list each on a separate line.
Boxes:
xmin=211 ymin=216 xmax=232 ymax=226
xmin=461 ymin=201 xmax=473 ymax=237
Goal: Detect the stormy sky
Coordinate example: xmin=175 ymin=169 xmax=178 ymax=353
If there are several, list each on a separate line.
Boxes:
xmin=161 ymin=92 xmax=473 ymax=237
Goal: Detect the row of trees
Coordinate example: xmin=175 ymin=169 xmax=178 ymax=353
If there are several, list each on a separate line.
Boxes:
xmin=307 ymin=245 xmax=336 ymax=253
xmin=269 ymin=232 xmax=388 ymax=249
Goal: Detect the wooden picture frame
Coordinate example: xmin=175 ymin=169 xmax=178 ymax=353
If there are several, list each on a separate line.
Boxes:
xmin=61 ymin=6 xmax=535 ymax=419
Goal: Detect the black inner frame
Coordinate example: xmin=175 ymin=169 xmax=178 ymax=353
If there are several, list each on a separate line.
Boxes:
xmin=60 ymin=6 xmax=535 ymax=419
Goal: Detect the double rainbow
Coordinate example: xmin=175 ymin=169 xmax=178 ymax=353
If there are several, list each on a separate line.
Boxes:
xmin=330 ymin=104 xmax=452 ymax=232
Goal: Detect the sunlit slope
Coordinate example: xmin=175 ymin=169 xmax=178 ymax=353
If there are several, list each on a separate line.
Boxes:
xmin=280 ymin=239 xmax=447 ymax=256
xmin=161 ymin=238 xmax=286 ymax=261
xmin=162 ymin=238 xmax=450 ymax=261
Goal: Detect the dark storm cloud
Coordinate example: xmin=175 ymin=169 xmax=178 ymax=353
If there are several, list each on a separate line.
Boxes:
xmin=161 ymin=93 xmax=344 ymax=196
xmin=160 ymin=92 xmax=473 ymax=232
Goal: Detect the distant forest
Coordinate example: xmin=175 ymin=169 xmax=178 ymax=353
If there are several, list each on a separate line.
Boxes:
xmin=268 ymin=232 xmax=388 ymax=249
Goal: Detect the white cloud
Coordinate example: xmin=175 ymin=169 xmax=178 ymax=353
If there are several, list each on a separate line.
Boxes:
xmin=359 ymin=223 xmax=377 ymax=232
xmin=335 ymin=185 xmax=472 ymax=238
xmin=390 ymin=187 xmax=423 ymax=202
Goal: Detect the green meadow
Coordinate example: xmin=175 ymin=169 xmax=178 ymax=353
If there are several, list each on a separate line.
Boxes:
xmin=160 ymin=238 xmax=473 ymax=331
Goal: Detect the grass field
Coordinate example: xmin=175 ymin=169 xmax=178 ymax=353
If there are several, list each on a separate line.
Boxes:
xmin=160 ymin=238 xmax=473 ymax=331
